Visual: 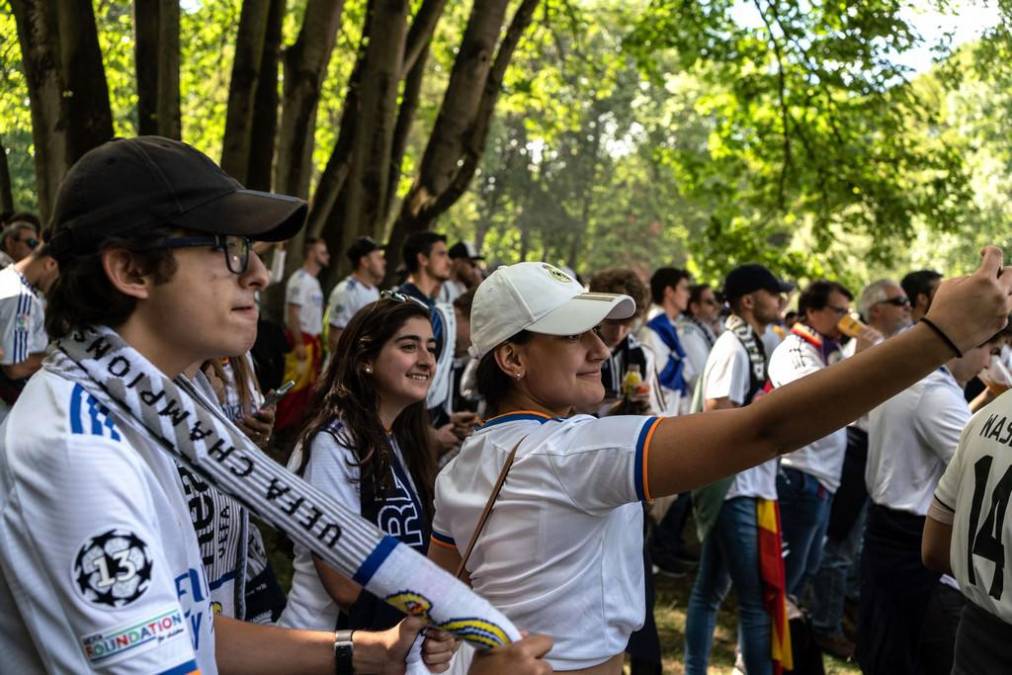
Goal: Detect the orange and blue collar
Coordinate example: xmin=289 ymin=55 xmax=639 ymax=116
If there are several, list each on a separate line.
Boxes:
xmin=478 ymin=410 xmax=556 ymax=430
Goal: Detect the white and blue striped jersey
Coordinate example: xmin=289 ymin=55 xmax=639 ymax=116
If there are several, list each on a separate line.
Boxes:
xmin=0 ymin=369 xmax=216 ymax=673
xmin=0 ymin=266 xmax=47 ymax=366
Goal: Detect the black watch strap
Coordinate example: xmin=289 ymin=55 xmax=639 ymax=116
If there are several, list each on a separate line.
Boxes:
xmin=334 ymin=629 xmax=354 ymax=675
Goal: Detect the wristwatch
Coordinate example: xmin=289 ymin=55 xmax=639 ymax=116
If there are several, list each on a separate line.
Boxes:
xmin=334 ymin=629 xmax=354 ymax=674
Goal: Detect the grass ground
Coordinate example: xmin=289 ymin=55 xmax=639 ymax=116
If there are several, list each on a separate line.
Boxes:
xmin=648 ymin=573 xmax=860 ymax=674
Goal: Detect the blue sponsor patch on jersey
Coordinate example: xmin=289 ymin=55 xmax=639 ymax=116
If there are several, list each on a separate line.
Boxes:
xmin=70 ymin=384 xmax=122 ymax=441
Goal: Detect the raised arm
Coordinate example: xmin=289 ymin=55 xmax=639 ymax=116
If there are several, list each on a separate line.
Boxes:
xmin=646 ymin=247 xmax=1012 ymax=498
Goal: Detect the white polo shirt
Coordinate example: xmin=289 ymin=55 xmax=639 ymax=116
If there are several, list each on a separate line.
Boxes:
xmin=932 ymin=397 xmax=1012 ymax=624
xmin=327 ymin=275 xmax=379 ymax=331
xmin=0 ymin=266 xmax=48 ymax=365
xmin=431 ymin=411 xmax=660 ymax=670
xmin=701 ymin=330 xmax=779 ymax=501
xmin=676 ymin=315 xmax=715 ymax=405
xmin=285 ymin=268 xmax=324 ymax=336
xmin=0 ymin=369 xmax=215 ymax=674
xmin=768 ymin=330 xmax=848 ymax=492
xmin=639 ymin=309 xmax=696 ymax=416
xmin=866 ymin=367 xmax=968 ymax=516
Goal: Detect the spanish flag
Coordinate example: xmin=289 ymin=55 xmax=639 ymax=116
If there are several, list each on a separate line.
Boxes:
xmin=757 ymin=498 xmax=792 ymax=673
xmin=275 ymin=331 xmax=322 ymax=432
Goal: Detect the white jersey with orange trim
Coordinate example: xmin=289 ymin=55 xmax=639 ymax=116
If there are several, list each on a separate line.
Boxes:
xmin=431 ymin=410 xmax=661 ymax=671
xmin=0 ymin=369 xmax=215 ymax=674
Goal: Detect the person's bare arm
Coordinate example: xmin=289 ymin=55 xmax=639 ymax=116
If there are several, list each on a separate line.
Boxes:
xmin=645 ymin=247 xmax=1012 ymax=499
xmin=922 ymin=516 xmax=954 ymax=575
xmin=215 ymin=614 xmax=425 ymax=675
xmin=2 ymin=352 xmax=43 ymax=380
xmin=429 ymin=540 xmax=470 ymax=586
xmin=312 ymin=554 xmax=363 ymax=611
xmin=703 ymin=396 xmax=738 ymax=412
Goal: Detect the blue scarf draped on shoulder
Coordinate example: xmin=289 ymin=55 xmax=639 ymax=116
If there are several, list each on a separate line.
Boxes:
xmin=646 ymin=312 xmax=688 ymax=395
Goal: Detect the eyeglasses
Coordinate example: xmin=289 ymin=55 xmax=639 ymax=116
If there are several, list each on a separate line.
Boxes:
xmin=876 ymin=296 xmax=911 ymax=308
xmin=148 ymin=234 xmax=252 ymax=275
xmin=14 ymin=237 xmax=38 ymax=249
xmin=827 ymin=305 xmax=850 ymax=316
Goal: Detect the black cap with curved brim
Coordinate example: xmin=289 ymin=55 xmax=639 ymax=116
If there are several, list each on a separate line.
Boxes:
xmin=46 ymin=136 xmax=307 ymax=263
xmin=723 ymin=263 xmax=795 ymax=301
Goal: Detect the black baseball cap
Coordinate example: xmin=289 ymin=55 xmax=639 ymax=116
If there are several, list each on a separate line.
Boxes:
xmin=47 ymin=136 xmax=307 ymax=263
xmin=448 ymin=241 xmax=484 ymax=261
xmin=346 ymin=236 xmax=384 ymax=265
xmin=723 ymin=263 xmax=794 ymax=301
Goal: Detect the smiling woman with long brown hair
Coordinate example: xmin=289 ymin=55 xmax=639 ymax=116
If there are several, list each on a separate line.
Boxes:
xmin=279 ymin=296 xmax=439 ymax=633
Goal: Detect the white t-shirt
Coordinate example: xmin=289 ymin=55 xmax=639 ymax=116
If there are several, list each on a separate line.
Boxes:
xmin=0 ymin=266 xmax=47 ymax=365
xmin=933 ymin=397 xmax=1012 ymax=624
xmin=866 ymin=367 xmax=968 ymax=516
xmin=327 ymin=275 xmax=380 ymax=331
xmin=431 ymin=412 xmax=660 ymax=670
xmin=285 ymin=268 xmax=324 ymax=336
xmin=0 ymin=370 xmax=215 ymax=673
xmin=768 ymin=331 xmax=848 ymax=492
xmin=437 ymin=279 xmax=467 ymax=305
xmin=701 ymin=330 xmax=779 ymax=500
xmin=280 ymin=421 xmax=425 ymax=631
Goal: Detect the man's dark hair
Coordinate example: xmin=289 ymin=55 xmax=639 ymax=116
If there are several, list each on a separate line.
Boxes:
xmin=5 ymin=212 xmax=41 ymax=229
xmin=590 ymin=268 xmax=650 ymax=320
xmin=686 ymin=283 xmax=714 ymax=317
xmin=901 ymin=270 xmax=942 ymax=307
xmin=46 ymin=227 xmax=179 ymax=339
xmin=649 ymin=267 xmax=690 ymax=306
xmin=402 ymin=231 xmax=446 ymax=274
xmin=798 ymin=280 xmax=853 ymax=317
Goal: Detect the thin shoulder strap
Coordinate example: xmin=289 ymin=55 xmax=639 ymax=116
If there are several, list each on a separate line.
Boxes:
xmin=454 ymin=436 xmax=525 ymax=579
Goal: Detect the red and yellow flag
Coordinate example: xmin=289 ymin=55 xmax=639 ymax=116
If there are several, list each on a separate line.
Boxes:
xmin=757 ymin=498 xmax=793 ymax=674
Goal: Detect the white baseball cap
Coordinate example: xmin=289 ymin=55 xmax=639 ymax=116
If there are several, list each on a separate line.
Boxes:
xmin=469 ymin=262 xmax=636 ymax=359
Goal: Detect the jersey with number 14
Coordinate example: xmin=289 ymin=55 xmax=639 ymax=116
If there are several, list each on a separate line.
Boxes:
xmin=934 ymin=396 xmax=1012 ymax=624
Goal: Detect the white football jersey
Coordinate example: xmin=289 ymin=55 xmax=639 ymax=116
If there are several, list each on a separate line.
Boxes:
xmin=285 ymin=268 xmax=324 ymax=336
xmin=0 ymin=266 xmax=48 ymax=365
xmin=0 ymin=369 xmax=216 ymax=673
xmin=326 ymin=275 xmax=379 ymax=330
xmin=432 ymin=411 xmax=659 ymax=670
xmin=934 ymin=396 xmax=1012 ymax=624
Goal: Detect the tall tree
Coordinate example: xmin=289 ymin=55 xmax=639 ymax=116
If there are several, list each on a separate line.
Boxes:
xmin=134 ymin=0 xmax=181 ymax=139
xmin=220 ymin=0 xmax=272 ymax=181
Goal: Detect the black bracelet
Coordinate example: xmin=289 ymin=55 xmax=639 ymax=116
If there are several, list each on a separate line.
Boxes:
xmin=919 ymin=317 xmax=963 ymax=358
xmin=334 ymin=629 xmax=354 ymax=675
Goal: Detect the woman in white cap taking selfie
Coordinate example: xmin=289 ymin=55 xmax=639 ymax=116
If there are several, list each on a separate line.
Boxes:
xmin=428 ymin=257 xmax=1012 ymax=674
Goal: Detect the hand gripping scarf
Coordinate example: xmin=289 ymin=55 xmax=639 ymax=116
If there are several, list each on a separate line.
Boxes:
xmin=46 ymin=326 xmax=519 ymax=649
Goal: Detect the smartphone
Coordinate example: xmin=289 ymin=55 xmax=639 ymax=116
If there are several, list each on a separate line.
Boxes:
xmin=261 ymin=380 xmax=295 ymax=408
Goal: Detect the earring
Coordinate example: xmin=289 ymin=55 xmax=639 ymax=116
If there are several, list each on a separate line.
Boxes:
xmin=364 ymin=365 xmax=373 ymax=374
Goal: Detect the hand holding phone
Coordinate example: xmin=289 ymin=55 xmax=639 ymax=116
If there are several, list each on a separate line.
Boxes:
xmin=261 ymin=380 xmax=295 ymax=409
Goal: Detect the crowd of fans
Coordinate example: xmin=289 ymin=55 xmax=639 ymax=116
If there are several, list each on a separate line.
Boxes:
xmin=2 ymin=136 xmax=1012 ymax=675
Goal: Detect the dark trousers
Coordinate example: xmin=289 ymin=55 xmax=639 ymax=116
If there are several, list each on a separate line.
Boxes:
xmin=856 ymin=504 xmax=939 ymax=674
xmin=953 ymin=601 xmax=1012 ymax=674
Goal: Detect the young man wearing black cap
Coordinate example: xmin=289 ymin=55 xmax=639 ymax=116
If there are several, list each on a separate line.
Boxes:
xmin=684 ymin=263 xmax=794 ymax=675
xmin=325 ymin=236 xmax=385 ymax=354
xmin=438 ymin=241 xmax=484 ymax=305
xmin=0 ymin=137 xmax=550 ymax=675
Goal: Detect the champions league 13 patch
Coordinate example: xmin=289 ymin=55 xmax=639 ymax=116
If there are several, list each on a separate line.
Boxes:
xmin=73 ymin=528 xmax=154 ymax=608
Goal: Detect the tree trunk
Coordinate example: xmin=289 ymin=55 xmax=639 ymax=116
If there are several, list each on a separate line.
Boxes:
xmin=274 ymin=0 xmax=344 ymax=199
xmin=245 ymin=0 xmax=285 ymax=191
xmin=10 ymin=0 xmax=112 ymax=220
xmin=401 ymin=0 xmax=446 ymax=77
xmin=156 ymin=0 xmax=181 ymax=139
xmin=385 ymin=0 xmax=540 ymax=284
xmin=339 ymin=0 xmax=409 ymax=259
xmin=56 ymin=0 xmax=114 ymax=162
xmin=221 ymin=0 xmax=271 ymax=182
xmin=385 ymin=43 xmax=430 ymax=219
xmin=0 ymin=137 xmax=14 ymax=215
